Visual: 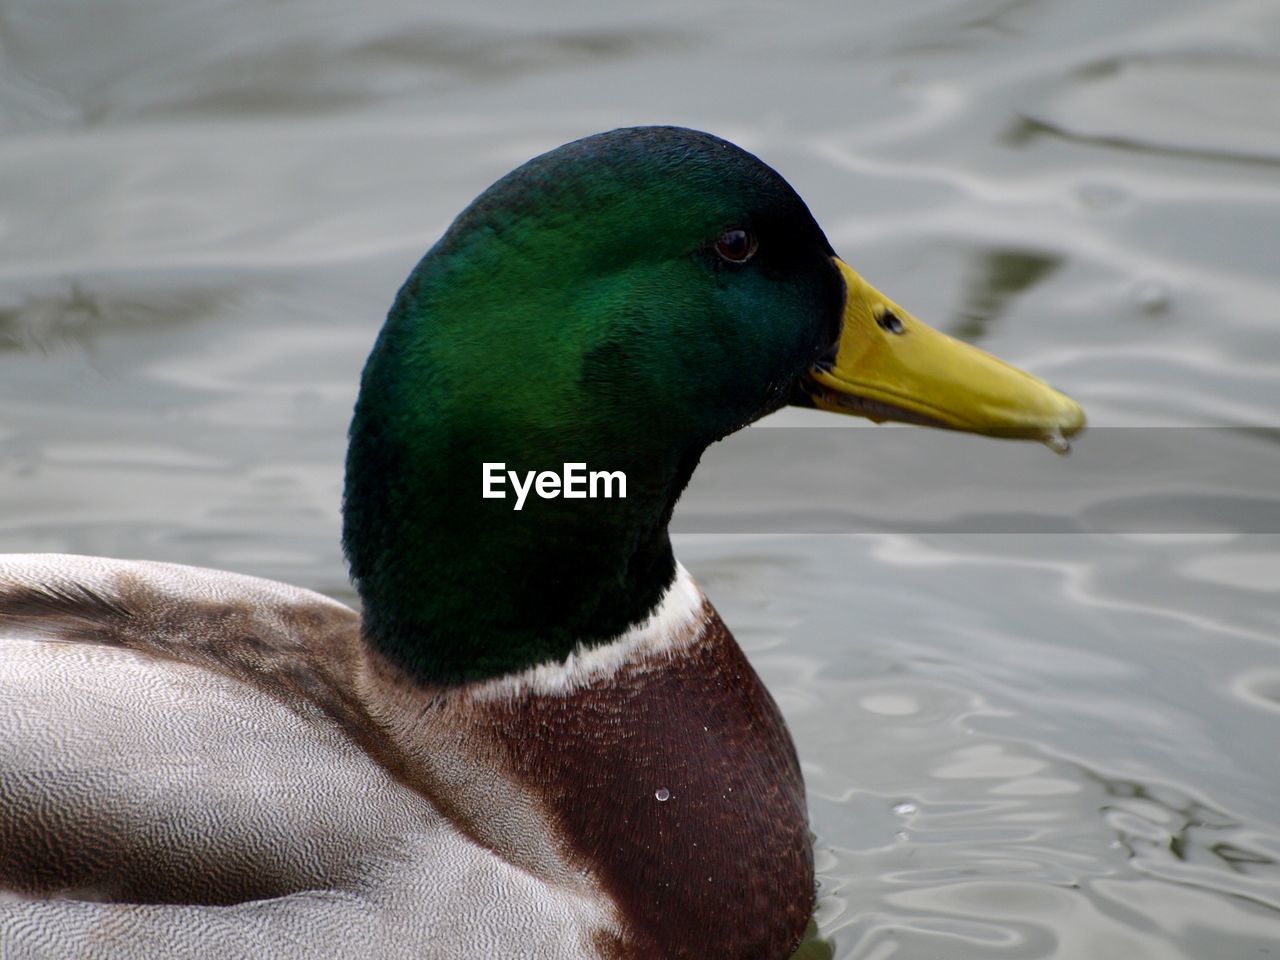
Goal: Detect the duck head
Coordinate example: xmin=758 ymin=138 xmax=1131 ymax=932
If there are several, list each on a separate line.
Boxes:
xmin=343 ymin=126 xmax=1083 ymax=682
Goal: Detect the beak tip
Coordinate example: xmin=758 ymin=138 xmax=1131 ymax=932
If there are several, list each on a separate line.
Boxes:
xmin=1056 ymin=394 xmax=1087 ymax=438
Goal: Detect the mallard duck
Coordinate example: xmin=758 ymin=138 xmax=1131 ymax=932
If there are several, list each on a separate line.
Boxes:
xmin=0 ymin=127 xmax=1083 ymax=959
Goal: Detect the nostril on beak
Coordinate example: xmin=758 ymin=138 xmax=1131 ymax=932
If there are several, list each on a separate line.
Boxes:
xmin=876 ymin=309 xmax=905 ymax=335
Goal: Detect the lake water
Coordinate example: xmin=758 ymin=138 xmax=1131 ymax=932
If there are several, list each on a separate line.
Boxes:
xmin=2 ymin=0 xmax=1279 ymax=956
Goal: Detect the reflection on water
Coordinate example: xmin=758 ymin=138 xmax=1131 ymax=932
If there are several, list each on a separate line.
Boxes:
xmin=0 ymin=283 xmax=227 ymax=354
xmin=1003 ymin=112 xmax=1280 ymax=171
xmin=951 ymin=248 xmax=1061 ymax=343
xmin=1014 ymin=51 xmax=1280 ymax=168
xmin=3 ymin=0 xmax=1280 ymax=955
xmin=1089 ymin=769 xmax=1275 ymax=881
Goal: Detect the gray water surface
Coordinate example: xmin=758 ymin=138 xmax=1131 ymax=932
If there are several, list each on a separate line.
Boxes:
xmin=3 ymin=0 xmax=1279 ymax=956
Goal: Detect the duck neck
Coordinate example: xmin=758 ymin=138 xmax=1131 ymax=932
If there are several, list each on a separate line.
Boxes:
xmin=342 ymin=329 xmax=701 ymax=684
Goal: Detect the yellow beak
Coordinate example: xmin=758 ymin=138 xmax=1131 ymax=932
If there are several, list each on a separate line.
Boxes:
xmin=798 ymin=259 xmax=1085 ymax=444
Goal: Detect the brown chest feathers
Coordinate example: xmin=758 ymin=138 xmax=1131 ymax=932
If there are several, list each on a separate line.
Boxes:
xmin=469 ymin=610 xmax=815 ymax=959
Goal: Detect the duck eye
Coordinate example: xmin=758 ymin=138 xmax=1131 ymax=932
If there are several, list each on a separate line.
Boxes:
xmin=713 ymin=228 xmax=757 ymax=264
xmin=877 ymin=308 xmax=905 ymax=335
